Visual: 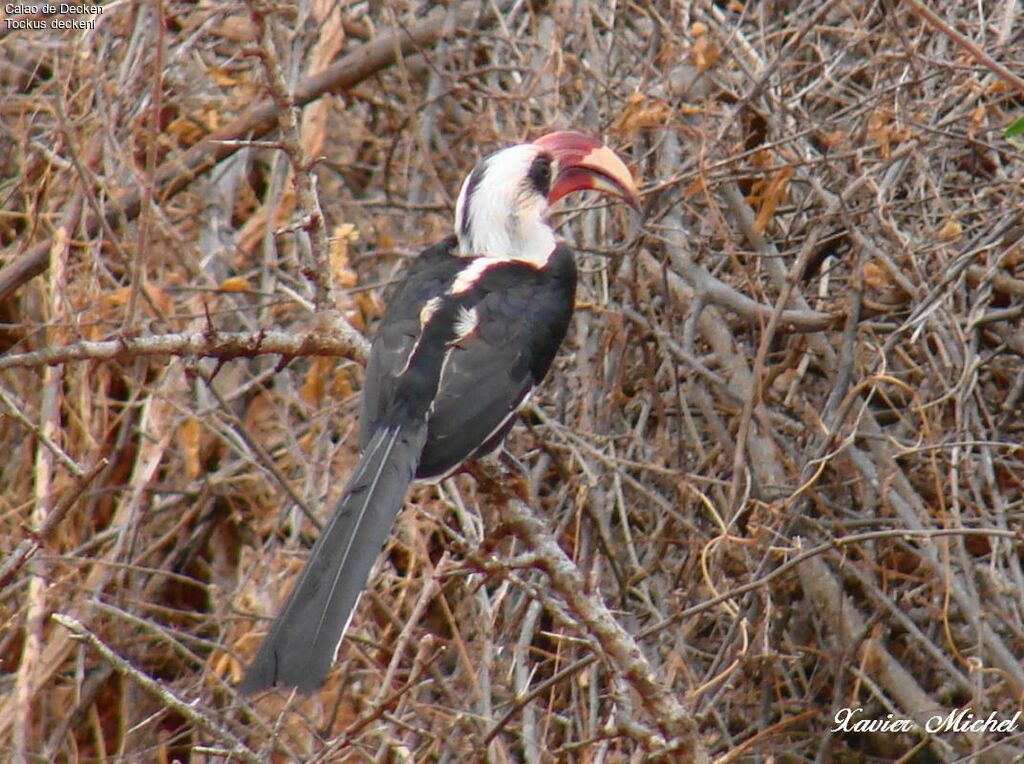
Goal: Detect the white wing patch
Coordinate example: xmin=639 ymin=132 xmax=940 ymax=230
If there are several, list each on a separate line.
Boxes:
xmin=397 ymin=297 xmax=445 ymax=376
xmin=419 ymin=296 xmax=443 ymax=325
xmin=449 ymin=258 xmax=498 ymax=295
xmin=453 ymin=306 xmax=479 ymax=341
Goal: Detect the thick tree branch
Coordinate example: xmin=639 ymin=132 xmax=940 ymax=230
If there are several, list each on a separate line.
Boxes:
xmin=0 ymin=324 xmax=367 ymax=371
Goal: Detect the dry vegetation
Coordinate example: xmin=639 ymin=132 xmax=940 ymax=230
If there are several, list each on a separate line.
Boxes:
xmin=2 ymin=0 xmax=1024 ymax=761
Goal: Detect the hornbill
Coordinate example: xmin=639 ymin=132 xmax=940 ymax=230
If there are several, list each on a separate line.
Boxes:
xmin=240 ymin=131 xmax=640 ymax=693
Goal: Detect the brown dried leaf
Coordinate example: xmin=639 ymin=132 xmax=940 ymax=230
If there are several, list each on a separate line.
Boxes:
xmin=143 ymin=283 xmax=174 ymax=317
xmin=218 ymin=276 xmax=252 ymax=293
xmin=207 ymin=66 xmax=244 ymax=88
xmin=300 ymin=356 xmax=333 ymax=407
xmin=330 ymin=223 xmax=360 ymax=289
xmin=177 ymin=416 xmax=202 ymax=479
xmin=166 ymin=105 xmax=219 ymax=148
xmin=352 ymin=291 xmax=383 ymax=332
xmin=212 ymin=15 xmax=256 ymax=43
xmin=817 ymin=130 xmax=848 ymax=152
xmin=689 ymin=36 xmax=720 ymax=73
xmin=937 ymin=219 xmax=963 ymax=241
xmin=611 ymin=92 xmax=670 ymax=136
xmin=863 ymin=260 xmax=892 ymax=290
xmin=753 ymin=165 xmax=792 ymax=235
xmin=867 ymin=109 xmax=893 ymax=159
xmin=94 ymin=283 xmax=173 ymax=322
xmin=243 ymin=390 xmax=287 ymax=465
xmin=867 ymin=109 xmax=910 ymax=160
xmin=167 ymin=116 xmax=204 ymax=147
xmin=330 ymin=363 xmax=359 ymax=401
xmin=683 ymin=175 xmax=706 ymax=199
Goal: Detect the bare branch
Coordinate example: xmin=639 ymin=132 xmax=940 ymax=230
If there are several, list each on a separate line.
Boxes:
xmin=0 ymin=324 xmax=368 ymax=371
xmin=502 ymin=495 xmax=709 ymax=761
xmin=51 ymin=614 xmax=262 ymax=764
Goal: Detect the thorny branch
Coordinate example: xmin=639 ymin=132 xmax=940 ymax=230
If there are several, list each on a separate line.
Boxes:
xmin=0 ymin=326 xmax=368 ymax=370
xmin=246 ymin=0 xmax=335 ymax=314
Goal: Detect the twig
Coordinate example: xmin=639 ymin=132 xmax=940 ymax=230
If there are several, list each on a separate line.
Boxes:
xmin=0 ymin=459 xmax=108 ymax=591
xmin=643 ymin=240 xmax=837 ymax=333
xmin=0 ymin=385 xmax=85 ymax=476
xmin=485 ymin=524 xmax=1023 ymax=746
xmin=51 ymin=614 xmax=263 ymax=764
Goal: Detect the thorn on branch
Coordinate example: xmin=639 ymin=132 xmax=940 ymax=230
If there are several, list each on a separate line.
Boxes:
xmin=202 ymin=298 xmax=215 ymax=334
xmin=273 ymin=354 xmax=293 ymax=374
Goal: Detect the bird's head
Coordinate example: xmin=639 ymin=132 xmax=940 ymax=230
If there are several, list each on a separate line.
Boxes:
xmin=454 ymin=131 xmax=640 ymax=265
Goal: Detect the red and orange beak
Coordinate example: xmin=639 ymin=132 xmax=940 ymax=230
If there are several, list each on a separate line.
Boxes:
xmin=532 ymin=131 xmax=641 ymax=212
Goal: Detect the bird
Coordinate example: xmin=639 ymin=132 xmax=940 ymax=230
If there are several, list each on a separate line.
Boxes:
xmin=240 ymin=131 xmax=640 ymax=693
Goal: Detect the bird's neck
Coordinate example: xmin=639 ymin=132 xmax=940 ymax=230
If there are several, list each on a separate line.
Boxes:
xmin=457 ymin=198 xmax=556 ymax=267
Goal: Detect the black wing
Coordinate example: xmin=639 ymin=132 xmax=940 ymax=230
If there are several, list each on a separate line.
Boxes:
xmin=361 ymin=241 xmax=577 ymax=481
xmin=360 ymin=236 xmax=463 ymax=445
xmin=415 ymin=247 xmax=577 ymax=479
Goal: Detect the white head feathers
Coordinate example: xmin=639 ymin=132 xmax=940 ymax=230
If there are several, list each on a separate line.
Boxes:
xmin=454 ymin=144 xmax=557 ymax=266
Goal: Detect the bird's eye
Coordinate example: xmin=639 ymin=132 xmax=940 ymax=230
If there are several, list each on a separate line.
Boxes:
xmin=527 ymin=154 xmax=553 ymax=195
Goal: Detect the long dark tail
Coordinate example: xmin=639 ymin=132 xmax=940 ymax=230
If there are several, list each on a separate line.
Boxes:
xmin=239 ymin=425 xmax=426 ymax=693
